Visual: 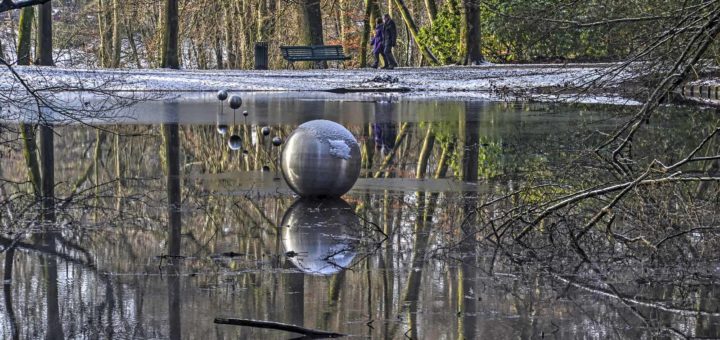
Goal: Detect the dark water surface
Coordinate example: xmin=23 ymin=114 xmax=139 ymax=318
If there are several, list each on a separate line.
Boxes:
xmin=0 ymin=94 xmax=718 ymax=339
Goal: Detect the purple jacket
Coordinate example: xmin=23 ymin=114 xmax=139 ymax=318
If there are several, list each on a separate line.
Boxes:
xmin=371 ymin=25 xmax=384 ymax=54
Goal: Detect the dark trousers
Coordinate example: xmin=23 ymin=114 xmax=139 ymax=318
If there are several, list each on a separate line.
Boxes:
xmin=383 ymin=44 xmax=397 ymax=68
xmin=371 ymin=52 xmax=385 ymax=68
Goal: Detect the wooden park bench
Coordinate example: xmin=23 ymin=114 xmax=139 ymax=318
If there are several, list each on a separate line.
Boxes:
xmin=280 ymin=45 xmax=350 ymax=69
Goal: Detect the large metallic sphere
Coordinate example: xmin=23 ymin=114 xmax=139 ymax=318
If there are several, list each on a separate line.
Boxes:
xmin=281 ymin=198 xmax=358 ymax=275
xmin=261 ymin=126 xmax=271 ymax=136
xmin=216 ymin=124 xmax=229 ymax=135
xmin=228 ymin=95 xmax=242 ymax=109
xmin=228 ymin=135 xmax=242 ymax=150
xmin=217 ymin=89 xmax=228 ymax=101
xmin=281 ymin=120 xmax=361 ymax=198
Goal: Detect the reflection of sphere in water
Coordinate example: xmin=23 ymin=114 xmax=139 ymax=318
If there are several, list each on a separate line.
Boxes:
xmin=261 ymin=126 xmax=271 ymax=136
xmin=281 ymin=198 xmax=358 ymax=275
xmin=228 ymin=95 xmax=242 ymax=109
xmin=216 ymin=124 xmax=229 ymax=135
xmin=228 ymin=135 xmax=242 ymax=150
xmin=272 ymin=136 xmax=283 ymax=147
xmin=281 ymin=120 xmax=361 ymax=198
xmin=217 ymin=90 xmax=228 ymax=101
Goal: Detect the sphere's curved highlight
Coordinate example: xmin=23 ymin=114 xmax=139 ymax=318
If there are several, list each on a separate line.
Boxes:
xmin=216 ymin=124 xmax=229 ymax=135
xmin=280 ymin=120 xmax=361 ymax=198
xmin=228 ymin=135 xmax=242 ymax=150
xmin=281 ymin=198 xmax=358 ymax=275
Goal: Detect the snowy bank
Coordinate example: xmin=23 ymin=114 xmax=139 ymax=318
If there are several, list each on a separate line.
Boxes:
xmin=1 ymin=64 xmax=640 ymax=105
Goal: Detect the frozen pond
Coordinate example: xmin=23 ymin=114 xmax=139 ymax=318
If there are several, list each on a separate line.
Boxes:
xmin=0 ymin=94 xmax=718 ymax=339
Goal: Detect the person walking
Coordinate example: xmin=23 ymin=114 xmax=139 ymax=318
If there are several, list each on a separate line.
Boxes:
xmin=382 ymin=14 xmax=398 ymax=69
xmin=370 ymin=18 xmax=385 ymax=68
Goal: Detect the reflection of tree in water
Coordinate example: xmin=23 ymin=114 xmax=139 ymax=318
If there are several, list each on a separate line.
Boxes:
xmin=0 ymin=101 xmax=718 ymax=338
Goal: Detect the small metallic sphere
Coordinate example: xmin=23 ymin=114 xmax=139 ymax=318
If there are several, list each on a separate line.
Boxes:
xmin=261 ymin=126 xmax=271 ymax=136
xmin=242 ymin=110 xmax=249 ymax=117
xmin=281 ymin=198 xmax=358 ymax=275
xmin=228 ymin=95 xmax=242 ymax=109
xmin=217 ymin=89 xmax=228 ymax=101
xmin=242 ymin=149 xmax=249 ymax=155
xmin=272 ymin=136 xmax=283 ymax=147
xmin=262 ymin=165 xmax=271 ymax=172
xmin=227 ymin=135 xmax=242 ymax=150
xmin=216 ymin=124 xmax=229 ymax=135
xmin=281 ymin=120 xmax=361 ymax=198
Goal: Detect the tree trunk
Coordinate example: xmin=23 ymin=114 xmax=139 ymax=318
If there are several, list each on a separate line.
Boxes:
xmin=300 ymin=0 xmax=324 ymax=46
xmin=240 ymin=0 xmax=250 ymax=69
xmin=16 ymin=6 xmax=34 ymax=65
xmin=39 ymin=123 xmax=54 ymax=222
xmin=20 ymin=124 xmax=41 ymax=198
xmin=97 ymin=0 xmax=112 ymax=67
xmin=161 ymin=0 xmax=179 ymax=69
xmin=37 ymin=1 xmax=52 ymax=66
xmin=257 ymin=0 xmax=270 ymax=42
xmin=461 ymin=104 xmax=479 ymax=183
xmin=224 ymin=2 xmax=236 ymax=68
xmin=214 ymin=35 xmax=223 ymax=69
xmin=424 ymin=0 xmax=437 ymax=24
xmin=36 ymin=1 xmax=54 ymax=226
xmin=360 ymin=0 xmax=375 ymax=68
xmin=124 ymin=19 xmax=142 ymax=68
xmin=111 ymin=0 xmax=121 ymax=67
xmin=163 ymin=116 xmax=182 ymax=339
xmin=339 ymin=0 xmax=353 ymax=55
xmin=299 ymin=0 xmax=324 ymax=68
xmin=416 ymin=124 xmax=435 ymax=178
xmin=392 ymin=0 xmax=439 ymax=65
xmin=461 ymin=0 xmax=482 ymax=65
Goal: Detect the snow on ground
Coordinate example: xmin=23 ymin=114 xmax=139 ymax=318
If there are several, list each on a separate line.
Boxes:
xmin=2 ymin=64 xmax=629 ymax=91
xmin=1 ymin=64 xmax=639 ymax=104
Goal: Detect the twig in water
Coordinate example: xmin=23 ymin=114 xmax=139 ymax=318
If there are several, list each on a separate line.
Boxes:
xmin=214 ymin=318 xmax=346 ymax=338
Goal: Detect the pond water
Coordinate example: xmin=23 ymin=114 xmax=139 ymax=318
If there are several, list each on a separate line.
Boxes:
xmin=0 ymin=94 xmax=718 ymax=339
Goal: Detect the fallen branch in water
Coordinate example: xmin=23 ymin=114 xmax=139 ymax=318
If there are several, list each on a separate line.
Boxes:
xmin=213 ymin=318 xmax=346 ymax=338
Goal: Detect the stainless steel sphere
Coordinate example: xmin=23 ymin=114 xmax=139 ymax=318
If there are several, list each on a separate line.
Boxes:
xmin=228 ymin=135 xmax=242 ymax=150
xmin=281 ymin=198 xmax=358 ymax=275
xmin=281 ymin=120 xmax=361 ymax=198
xmin=228 ymin=95 xmax=242 ymax=109
xmin=242 ymin=110 xmax=249 ymax=117
xmin=217 ymin=89 xmax=228 ymax=101
xmin=272 ymin=136 xmax=283 ymax=147
xmin=261 ymin=126 xmax=271 ymax=136
xmin=216 ymin=124 xmax=229 ymax=135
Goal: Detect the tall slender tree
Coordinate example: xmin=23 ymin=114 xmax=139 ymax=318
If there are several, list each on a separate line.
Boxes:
xmin=111 ymin=0 xmax=121 ymax=67
xmin=424 ymin=0 xmax=437 ymax=23
xmin=461 ymin=0 xmax=482 ymax=64
xmin=16 ymin=6 xmax=34 ymax=65
xmin=300 ymin=0 xmax=324 ymax=46
xmin=393 ymin=0 xmax=439 ymax=65
xmin=299 ymin=0 xmax=324 ymax=68
xmin=161 ymin=0 xmax=179 ymax=69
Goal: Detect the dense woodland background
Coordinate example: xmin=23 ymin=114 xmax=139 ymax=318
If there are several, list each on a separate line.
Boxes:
xmin=0 ymin=0 xmax=708 ymax=69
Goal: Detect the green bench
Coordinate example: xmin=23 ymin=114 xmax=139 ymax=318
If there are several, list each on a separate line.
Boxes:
xmin=280 ymin=45 xmax=350 ymax=69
